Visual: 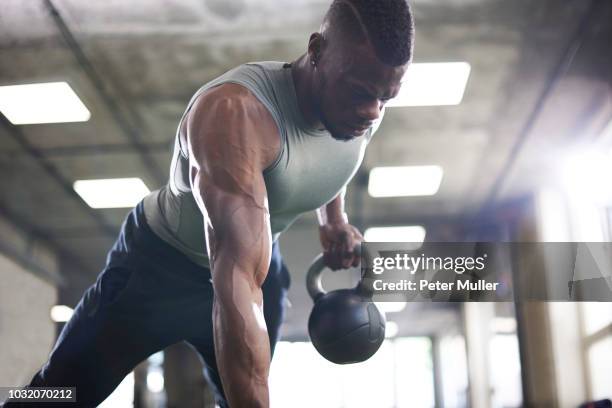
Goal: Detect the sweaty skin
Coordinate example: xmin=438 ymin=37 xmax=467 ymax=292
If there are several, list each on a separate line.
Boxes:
xmin=185 ymin=4 xmax=408 ymax=404
xmin=316 ymin=187 xmax=364 ymax=270
xmin=185 ymin=82 xmax=353 ymax=406
xmin=186 ymin=83 xmax=280 ymax=408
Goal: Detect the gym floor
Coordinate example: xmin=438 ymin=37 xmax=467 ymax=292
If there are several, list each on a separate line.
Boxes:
xmin=0 ymin=0 xmax=611 ymax=407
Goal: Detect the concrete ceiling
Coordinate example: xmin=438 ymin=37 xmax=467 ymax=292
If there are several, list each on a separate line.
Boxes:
xmin=1 ymin=0 xmax=611 ymax=339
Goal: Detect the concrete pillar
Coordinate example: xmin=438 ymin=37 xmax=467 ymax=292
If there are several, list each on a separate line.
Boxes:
xmin=463 ymin=302 xmax=494 ymax=408
xmin=513 ymin=194 xmax=559 ymax=407
xmin=164 ymin=342 xmax=216 ymax=408
xmin=133 ymin=360 xmax=148 ymax=408
xmin=548 ymin=303 xmax=587 ymax=407
xmin=515 ymin=301 xmax=559 ymax=407
xmin=431 ymin=336 xmax=444 ymax=408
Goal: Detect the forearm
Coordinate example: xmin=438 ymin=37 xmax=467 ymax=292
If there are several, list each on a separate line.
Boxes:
xmin=186 ymin=83 xmax=280 ymax=407
xmin=316 ymin=187 xmax=363 ymax=269
xmin=195 ymin=183 xmax=272 ymax=407
xmin=211 ymin=245 xmax=271 ymax=408
xmin=316 ymin=187 xmax=348 ymax=225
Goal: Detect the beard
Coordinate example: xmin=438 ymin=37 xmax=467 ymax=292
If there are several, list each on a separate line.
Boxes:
xmin=313 ymin=69 xmax=355 ymax=142
xmin=319 ymin=110 xmax=354 ymax=142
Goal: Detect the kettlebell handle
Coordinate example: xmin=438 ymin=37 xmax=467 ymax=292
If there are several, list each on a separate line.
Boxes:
xmin=306 ymin=243 xmax=363 ymax=302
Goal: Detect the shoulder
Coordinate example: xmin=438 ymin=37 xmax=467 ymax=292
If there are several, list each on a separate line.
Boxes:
xmin=185 ymin=82 xmax=281 ymax=175
xmin=189 ymin=82 xmax=272 ymax=125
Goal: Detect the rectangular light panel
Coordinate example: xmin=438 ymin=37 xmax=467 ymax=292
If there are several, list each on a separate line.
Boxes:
xmin=0 ymin=81 xmax=91 ymax=124
xmin=74 ymin=178 xmax=150 ymax=209
xmin=387 ymin=62 xmax=471 ymax=107
xmin=368 ymin=165 xmax=443 ymax=197
xmin=364 ymin=226 xmax=426 ymax=243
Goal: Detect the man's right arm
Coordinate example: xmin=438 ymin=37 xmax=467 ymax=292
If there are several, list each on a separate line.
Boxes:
xmin=185 ymin=83 xmax=280 ymax=407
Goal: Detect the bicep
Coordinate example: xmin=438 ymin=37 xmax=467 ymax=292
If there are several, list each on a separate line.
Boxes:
xmin=186 ymin=87 xmax=272 ymax=281
xmin=198 ymin=179 xmax=272 ymax=285
xmin=186 ymin=85 xmax=268 ymax=209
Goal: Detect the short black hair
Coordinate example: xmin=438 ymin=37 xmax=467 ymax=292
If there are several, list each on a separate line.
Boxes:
xmin=323 ymin=0 xmax=415 ymax=66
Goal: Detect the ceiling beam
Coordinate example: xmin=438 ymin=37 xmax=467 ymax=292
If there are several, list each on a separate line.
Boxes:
xmin=43 ymin=0 xmax=166 ymax=185
xmin=480 ymin=0 xmax=603 ymax=209
xmin=0 ymin=114 xmax=117 ymax=238
xmin=0 ymin=200 xmax=95 ymax=286
xmin=6 ymin=140 xmax=172 ymax=158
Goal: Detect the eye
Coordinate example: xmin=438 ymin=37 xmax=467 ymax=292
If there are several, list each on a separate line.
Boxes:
xmin=350 ymin=88 xmax=369 ymax=100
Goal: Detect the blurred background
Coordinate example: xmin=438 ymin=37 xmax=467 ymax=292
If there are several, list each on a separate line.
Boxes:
xmin=0 ymin=0 xmax=611 ymax=407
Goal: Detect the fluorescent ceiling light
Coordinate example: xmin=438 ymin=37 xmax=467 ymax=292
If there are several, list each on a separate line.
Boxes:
xmin=50 ymin=305 xmax=74 ymax=322
xmin=0 ymin=81 xmax=90 ymax=124
xmin=387 ymin=62 xmax=471 ymax=107
xmin=369 ymin=165 xmax=443 ymax=197
xmin=364 ymin=226 xmax=426 ymax=243
xmin=74 ymin=177 xmax=150 ymax=209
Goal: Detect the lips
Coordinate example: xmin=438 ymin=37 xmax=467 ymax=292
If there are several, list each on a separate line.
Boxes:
xmin=346 ymin=123 xmax=370 ymax=135
xmin=346 ymin=123 xmax=370 ymax=133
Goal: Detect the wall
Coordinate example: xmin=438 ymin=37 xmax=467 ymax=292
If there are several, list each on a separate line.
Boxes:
xmin=0 ymin=212 xmax=59 ymax=388
xmin=0 ymin=253 xmax=57 ymax=387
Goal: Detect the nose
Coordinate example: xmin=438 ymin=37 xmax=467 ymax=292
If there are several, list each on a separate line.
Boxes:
xmin=356 ymin=99 xmax=382 ymax=124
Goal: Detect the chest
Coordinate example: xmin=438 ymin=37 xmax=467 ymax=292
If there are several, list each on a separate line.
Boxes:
xmin=265 ymin=134 xmax=367 ymax=214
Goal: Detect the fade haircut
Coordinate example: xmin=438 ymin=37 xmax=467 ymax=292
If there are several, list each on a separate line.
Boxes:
xmin=322 ymin=0 xmax=415 ymax=66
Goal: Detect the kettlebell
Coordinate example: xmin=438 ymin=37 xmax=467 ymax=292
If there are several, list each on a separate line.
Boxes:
xmin=306 ymin=244 xmax=386 ymax=364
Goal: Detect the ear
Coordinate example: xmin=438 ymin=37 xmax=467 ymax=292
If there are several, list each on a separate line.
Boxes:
xmin=307 ymin=32 xmax=324 ymax=64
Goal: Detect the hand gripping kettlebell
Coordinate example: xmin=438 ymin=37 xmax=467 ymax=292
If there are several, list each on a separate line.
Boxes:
xmin=306 ymin=244 xmax=386 ymax=364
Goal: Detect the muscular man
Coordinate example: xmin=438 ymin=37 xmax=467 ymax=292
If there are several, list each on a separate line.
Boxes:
xmin=5 ymin=0 xmax=414 ymax=406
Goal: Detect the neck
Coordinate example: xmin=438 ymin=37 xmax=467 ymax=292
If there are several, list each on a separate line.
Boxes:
xmin=289 ymin=54 xmax=325 ymax=130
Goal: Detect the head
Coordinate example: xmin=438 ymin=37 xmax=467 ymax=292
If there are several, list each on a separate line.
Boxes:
xmin=309 ymin=0 xmax=415 ymax=141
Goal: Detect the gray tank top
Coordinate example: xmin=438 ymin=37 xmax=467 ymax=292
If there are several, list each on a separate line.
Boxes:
xmin=143 ymin=61 xmax=380 ymax=267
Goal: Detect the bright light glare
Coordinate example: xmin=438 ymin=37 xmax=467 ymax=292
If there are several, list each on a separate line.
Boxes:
xmin=387 ymin=62 xmax=471 ymax=107
xmin=74 ymin=178 xmax=150 ymax=209
xmin=491 ymin=317 xmax=517 ymax=333
xmin=99 ymin=372 xmax=134 ymax=408
xmin=368 ymin=166 xmax=443 ymax=197
xmin=560 ymin=149 xmax=612 ymax=204
xmin=0 ymin=82 xmax=90 ymax=124
xmin=375 ymin=302 xmax=407 ymax=314
xmin=364 ymin=226 xmax=426 ymax=244
xmin=537 ymin=189 xmax=571 ymax=242
xmin=385 ymin=321 xmax=399 ymax=338
xmin=270 ymin=340 xmax=435 ymax=408
xmin=146 ymin=370 xmax=164 ymax=393
xmin=50 ymin=305 xmax=74 ymax=322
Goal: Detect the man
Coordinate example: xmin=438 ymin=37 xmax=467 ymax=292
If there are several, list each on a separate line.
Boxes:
xmin=6 ymin=0 xmax=414 ymax=407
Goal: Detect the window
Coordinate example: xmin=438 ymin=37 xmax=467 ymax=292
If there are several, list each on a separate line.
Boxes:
xmin=580 ymin=302 xmax=612 ymax=400
xmin=269 ymin=338 xmax=435 ymax=408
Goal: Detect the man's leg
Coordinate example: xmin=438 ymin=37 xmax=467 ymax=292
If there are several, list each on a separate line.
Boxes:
xmin=187 ymin=242 xmax=291 ymax=408
xmin=3 ymin=265 xmax=183 ymax=408
xmin=4 ymin=202 xmax=211 ymax=407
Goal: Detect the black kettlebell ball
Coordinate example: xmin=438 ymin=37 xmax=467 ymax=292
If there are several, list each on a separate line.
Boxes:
xmin=308 ymin=288 xmax=386 ymax=364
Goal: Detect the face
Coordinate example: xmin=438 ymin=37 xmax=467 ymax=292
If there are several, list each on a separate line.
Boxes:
xmin=312 ymin=37 xmax=407 ymax=141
